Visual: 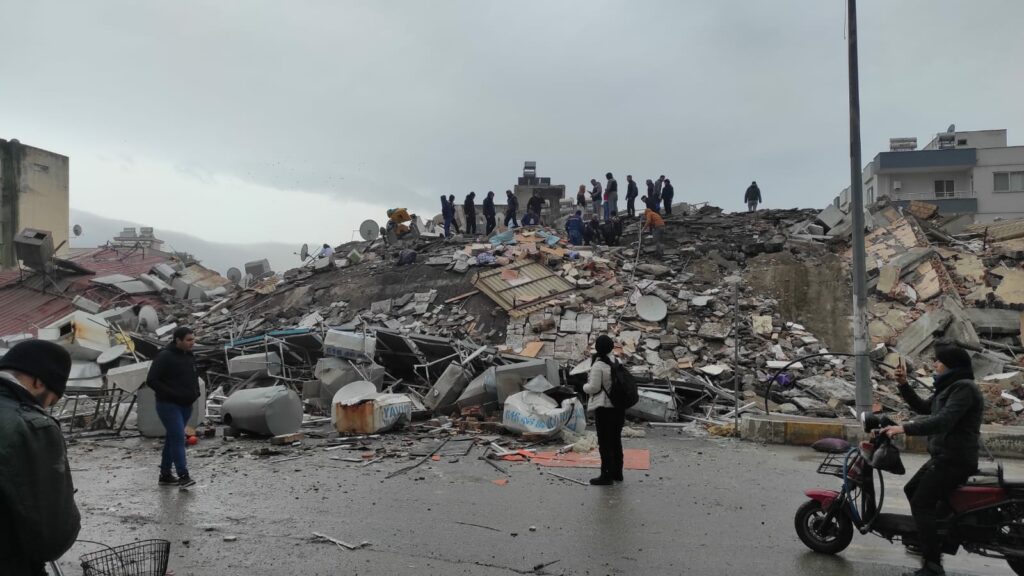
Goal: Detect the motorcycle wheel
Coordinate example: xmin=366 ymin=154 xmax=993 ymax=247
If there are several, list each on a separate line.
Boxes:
xmin=1008 ymin=558 xmax=1024 ymax=575
xmin=794 ymin=499 xmax=854 ymax=554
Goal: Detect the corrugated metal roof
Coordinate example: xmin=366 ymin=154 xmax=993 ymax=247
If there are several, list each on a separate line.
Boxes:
xmin=0 ymin=247 xmax=172 ymax=337
xmin=472 ymin=261 xmax=574 ymax=318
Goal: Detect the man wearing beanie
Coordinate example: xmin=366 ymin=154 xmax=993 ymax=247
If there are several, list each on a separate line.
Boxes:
xmin=582 ymin=334 xmax=624 ymax=485
xmin=882 ymin=342 xmax=984 ymax=576
xmin=0 ymin=339 xmax=81 ymax=575
xmin=146 ymin=327 xmax=201 ymax=488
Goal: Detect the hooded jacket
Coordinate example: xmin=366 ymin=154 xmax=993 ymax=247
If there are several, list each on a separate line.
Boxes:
xmin=0 ymin=374 xmax=81 ymax=575
xmin=744 ymin=184 xmax=762 ymax=203
xmin=146 ymin=343 xmax=201 ymax=407
xmin=899 ymin=367 xmax=984 ymax=469
xmin=482 ymin=195 xmax=495 ymax=217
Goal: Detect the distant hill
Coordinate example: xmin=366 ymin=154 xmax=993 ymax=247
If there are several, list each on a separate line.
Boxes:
xmin=70 ymin=209 xmax=303 ymax=275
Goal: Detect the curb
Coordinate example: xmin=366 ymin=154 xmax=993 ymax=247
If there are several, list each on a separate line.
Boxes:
xmin=739 ymin=414 xmax=1024 ymax=460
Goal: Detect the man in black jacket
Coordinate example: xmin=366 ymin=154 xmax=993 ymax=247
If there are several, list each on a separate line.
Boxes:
xmin=625 ymin=175 xmax=639 ymax=217
xmin=882 ymin=343 xmax=984 ymax=576
xmin=526 ymin=191 xmax=545 ymax=226
xmin=147 ymin=327 xmax=201 ymax=488
xmin=482 ymin=191 xmax=496 ymax=235
xmin=0 ymin=340 xmax=79 ymax=576
xmin=504 ymin=190 xmax=519 ymax=229
xmin=744 ymin=181 xmax=762 ymax=212
xmin=463 ymin=192 xmax=478 ymax=235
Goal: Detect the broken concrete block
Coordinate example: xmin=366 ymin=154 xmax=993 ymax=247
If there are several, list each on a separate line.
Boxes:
xmin=636 ymin=263 xmax=671 ymax=278
xmin=424 ymin=364 xmax=471 ymax=413
xmin=816 ymin=204 xmax=846 ymax=231
xmin=894 ymin=283 xmax=918 ymax=306
xmin=625 ymin=390 xmax=677 ymax=422
xmin=799 ymin=375 xmax=855 ymax=405
xmin=877 ymin=265 xmax=900 ymax=295
xmin=270 ymin=432 xmax=305 ymax=445
xmin=790 ymin=396 xmax=829 ymax=413
xmin=967 ymin=308 xmax=1022 ymax=336
xmin=895 ymin=309 xmax=953 ymax=357
xmin=691 ymin=296 xmax=713 ymax=307
xmin=940 ymin=295 xmax=981 ymax=351
xmin=752 ymin=315 xmax=774 ymax=336
xmin=697 ymin=322 xmax=730 ymax=341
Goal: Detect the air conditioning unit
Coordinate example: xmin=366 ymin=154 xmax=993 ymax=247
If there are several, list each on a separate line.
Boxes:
xmin=14 ymin=228 xmax=54 ymax=271
xmin=894 ymin=180 xmax=902 ymax=191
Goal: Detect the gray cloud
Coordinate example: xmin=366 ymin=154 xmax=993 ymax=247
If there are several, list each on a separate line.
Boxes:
xmin=1 ymin=0 xmax=1021 ymax=222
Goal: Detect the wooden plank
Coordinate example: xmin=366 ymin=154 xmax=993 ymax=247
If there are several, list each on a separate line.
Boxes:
xmin=444 ymin=290 xmax=479 ymax=304
xmin=521 ymin=341 xmax=544 ymax=358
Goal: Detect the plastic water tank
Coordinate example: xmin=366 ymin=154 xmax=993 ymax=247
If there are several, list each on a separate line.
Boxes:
xmin=221 ymin=386 xmax=302 ymax=436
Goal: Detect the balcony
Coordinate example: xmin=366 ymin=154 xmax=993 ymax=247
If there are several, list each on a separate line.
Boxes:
xmin=890 ymin=192 xmax=977 ymax=215
xmin=895 ymin=189 xmax=975 ymax=201
xmin=876 ymin=148 xmax=977 ymax=173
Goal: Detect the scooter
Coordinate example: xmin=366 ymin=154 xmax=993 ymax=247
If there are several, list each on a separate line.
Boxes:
xmin=795 ymin=413 xmax=1024 ymax=574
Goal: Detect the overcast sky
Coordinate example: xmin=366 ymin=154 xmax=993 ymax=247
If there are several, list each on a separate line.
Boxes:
xmin=1 ymin=0 xmax=1021 ymax=248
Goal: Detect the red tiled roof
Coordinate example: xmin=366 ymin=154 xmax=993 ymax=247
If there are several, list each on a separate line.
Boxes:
xmin=0 ymin=246 xmax=172 ymax=337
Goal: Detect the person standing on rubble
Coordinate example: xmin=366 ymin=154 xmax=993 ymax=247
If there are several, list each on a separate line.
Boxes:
xmin=463 ymin=192 xmax=478 ymax=235
xmin=625 ymin=175 xmax=638 ymax=217
xmin=590 ymin=178 xmax=603 ymax=214
xmin=504 ymin=190 xmax=519 ymax=229
xmin=642 ymin=201 xmax=666 ymax=257
xmin=483 ymin=191 xmax=497 ymax=236
xmin=146 ymin=327 xmax=201 ymax=488
xmin=565 ymin=210 xmax=585 ymax=245
xmin=526 ymin=190 xmax=545 ymax=226
xmin=605 ymin=172 xmax=618 ymax=219
xmin=583 ymin=335 xmax=624 ymax=485
xmin=448 ymin=194 xmax=463 ymax=234
xmin=584 ymin=215 xmax=602 ymax=245
xmin=662 ymin=178 xmax=675 ymax=215
xmin=577 ymin=184 xmax=587 ymax=211
xmin=441 ymin=195 xmax=453 ymax=238
xmin=0 ymin=339 xmax=80 ymax=575
xmin=645 ymin=179 xmax=659 ymax=213
xmin=744 ymin=181 xmax=762 ymax=212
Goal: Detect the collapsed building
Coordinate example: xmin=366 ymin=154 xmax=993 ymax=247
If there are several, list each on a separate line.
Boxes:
xmin=2 ymin=189 xmax=1024 ymax=454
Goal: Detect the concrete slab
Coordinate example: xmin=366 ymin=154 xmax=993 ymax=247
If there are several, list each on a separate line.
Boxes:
xmin=798 ymin=375 xmax=855 ymax=405
xmin=967 ymin=308 xmax=1022 ymax=336
xmin=996 ymin=268 xmax=1024 ymax=307
xmin=876 ymin=265 xmax=899 ymax=295
xmin=815 ymin=204 xmax=845 ymax=230
xmin=941 ymin=295 xmax=981 ymax=350
xmin=895 ymin=309 xmax=953 ymax=357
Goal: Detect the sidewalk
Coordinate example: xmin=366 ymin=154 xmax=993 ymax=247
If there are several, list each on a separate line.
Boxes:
xmin=740 ymin=413 xmax=1024 ymax=459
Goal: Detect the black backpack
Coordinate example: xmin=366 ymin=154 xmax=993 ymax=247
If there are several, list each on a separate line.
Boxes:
xmin=602 ymin=360 xmax=639 ymax=409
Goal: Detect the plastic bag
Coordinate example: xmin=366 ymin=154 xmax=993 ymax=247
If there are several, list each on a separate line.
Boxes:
xmin=502 ymin=390 xmax=586 ymax=436
xmin=871 ymin=440 xmax=906 ymax=475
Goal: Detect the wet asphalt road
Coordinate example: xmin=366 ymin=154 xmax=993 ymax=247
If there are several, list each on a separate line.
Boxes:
xmin=58 ymin=428 xmax=1022 ymax=576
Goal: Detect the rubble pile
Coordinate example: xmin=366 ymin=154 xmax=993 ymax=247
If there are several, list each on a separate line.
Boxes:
xmin=14 ymin=196 xmax=1024 ymax=450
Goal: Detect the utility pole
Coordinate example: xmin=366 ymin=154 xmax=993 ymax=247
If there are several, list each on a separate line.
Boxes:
xmin=847 ymin=0 xmax=872 ymax=415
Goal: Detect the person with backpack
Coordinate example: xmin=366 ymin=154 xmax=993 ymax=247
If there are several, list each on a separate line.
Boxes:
xmin=582 ymin=335 xmax=625 ymax=485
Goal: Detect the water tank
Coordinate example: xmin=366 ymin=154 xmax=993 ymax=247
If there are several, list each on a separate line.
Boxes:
xmin=221 ymin=386 xmax=302 ymax=436
xmin=14 ymin=228 xmax=54 ymax=270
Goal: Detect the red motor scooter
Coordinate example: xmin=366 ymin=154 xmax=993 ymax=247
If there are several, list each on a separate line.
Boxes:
xmin=795 ymin=413 xmax=1024 ymax=574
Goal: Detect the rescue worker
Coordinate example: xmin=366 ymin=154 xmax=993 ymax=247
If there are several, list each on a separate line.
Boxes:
xmin=605 ymin=172 xmax=618 ymax=219
xmin=526 ymin=191 xmax=545 ymax=226
xmin=625 ymin=175 xmax=638 ymax=217
xmin=0 ymin=339 xmax=80 ymax=575
xmin=463 ymin=192 xmax=477 ymax=235
xmin=482 ymin=191 xmax=497 ymax=235
xmin=504 ymin=190 xmax=519 ymax=229
xmin=565 ymin=210 xmax=585 ymax=245
xmin=745 ymin=181 xmax=762 ymax=212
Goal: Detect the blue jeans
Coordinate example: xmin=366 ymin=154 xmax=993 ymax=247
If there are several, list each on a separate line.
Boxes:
xmin=443 ymin=216 xmax=452 ymax=237
xmin=156 ymin=401 xmax=192 ymax=477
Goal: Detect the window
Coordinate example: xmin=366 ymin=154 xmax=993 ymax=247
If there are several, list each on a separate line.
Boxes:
xmin=957 ymin=139 xmax=968 ymax=146
xmin=867 ymin=186 xmax=874 ymax=203
xmin=994 ymin=171 xmax=1024 ymax=192
xmin=934 ymin=180 xmax=955 ymax=198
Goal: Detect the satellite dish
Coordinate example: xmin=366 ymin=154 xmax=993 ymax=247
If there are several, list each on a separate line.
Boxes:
xmin=72 ymin=224 xmax=82 ymax=237
xmin=226 ymin=267 xmax=242 ymax=284
xmin=359 ymin=220 xmax=380 ymax=242
xmin=137 ymin=305 xmax=160 ymax=333
xmin=636 ymin=295 xmax=668 ymax=322
xmin=300 ymin=243 xmax=309 ymax=261
xmin=947 ymin=124 xmax=956 ymax=133
xmin=96 ymin=344 xmax=127 ymax=366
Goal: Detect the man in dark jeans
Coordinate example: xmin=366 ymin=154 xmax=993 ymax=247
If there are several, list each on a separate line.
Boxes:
xmin=882 ymin=342 xmax=984 ymax=576
xmin=0 ymin=340 xmax=79 ymax=576
xmin=482 ymin=190 xmax=497 ymax=235
xmin=463 ymin=192 xmax=477 ymax=235
xmin=147 ymin=327 xmax=201 ymax=488
xmin=625 ymin=175 xmax=638 ymax=217
xmin=504 ymin=190 xmax=519 ymax=229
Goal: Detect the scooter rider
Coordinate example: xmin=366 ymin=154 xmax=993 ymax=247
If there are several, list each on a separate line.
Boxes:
xmin=879 ymin=342 xmax=984 ymax=576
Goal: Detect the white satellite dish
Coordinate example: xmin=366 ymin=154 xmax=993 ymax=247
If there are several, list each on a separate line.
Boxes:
xmin=137 ymin=305 xmax=160 ymax=333
xmin=300 ymin=243 xmax=309 ymax=261
xmin=636 ymin=295 xmax=668 ymax=322
xmin=359 ymin=220 xmax=380 ymax=242
xmin=72 ymin=224 xmax=82 ymax=237
xmin=226 ymin=267 xmax=242 ymax=284
xmin=96 ymin=344 xmax=127 ymax=366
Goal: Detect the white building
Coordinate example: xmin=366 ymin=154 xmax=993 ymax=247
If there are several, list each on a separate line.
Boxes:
xmin=838 ymin=127 xmax=1024 ymax=222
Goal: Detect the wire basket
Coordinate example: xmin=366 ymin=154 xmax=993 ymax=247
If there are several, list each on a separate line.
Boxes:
xmin=79 ymin=540 xmax=170 ymax=576
xmin=816 ymin=452 xmax=848 ymax=478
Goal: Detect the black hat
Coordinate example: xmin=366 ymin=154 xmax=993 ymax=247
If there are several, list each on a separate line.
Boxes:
xmin=595 ymin=335 xmax=614 ymax=356
xmin=0 ymin=339 xmax=72 ymax=397
xmin=934 ymin=342 xmax=972 ymax=371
